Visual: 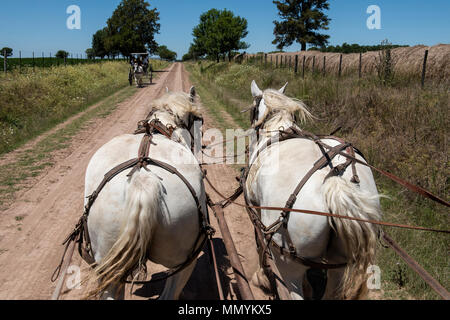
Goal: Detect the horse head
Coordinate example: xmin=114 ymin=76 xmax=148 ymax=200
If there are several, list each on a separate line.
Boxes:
xmin=247 ymin=80 xmax=312 ymax=131
xmin=149 ymin=87 xmax=202 ymax=133
xmin=133 ymin=63 xmax=143 ymax=74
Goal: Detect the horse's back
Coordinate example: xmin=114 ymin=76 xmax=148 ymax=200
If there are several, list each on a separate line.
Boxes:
xmin=247 ymin=137 xmax=379 ymax=258
xmin=250 ymin=137 xmax=378 ymax=202
xmin=85 ymin=133 xmax=204 ymax=267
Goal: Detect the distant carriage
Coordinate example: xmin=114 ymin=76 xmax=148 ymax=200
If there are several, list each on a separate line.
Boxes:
xmin=128 ymin=53 xmax=153 ymax=87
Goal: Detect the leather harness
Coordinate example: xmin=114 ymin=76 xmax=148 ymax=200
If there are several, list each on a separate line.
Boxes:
xmin=240 ymin=99 xmax=367 ymax=270
xmin=54 ymin=116 xmax=214 ymax=284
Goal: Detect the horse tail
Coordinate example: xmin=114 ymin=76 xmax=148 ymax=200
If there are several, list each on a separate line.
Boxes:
xmin=322 ymin=176 xmax=382 ymax=300
xmin=89 ymin=169 xmax=162 ymax=298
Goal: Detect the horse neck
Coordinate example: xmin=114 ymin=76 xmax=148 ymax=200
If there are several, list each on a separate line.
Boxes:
xmin=250 ymin=116 xmax=299 ymax=162
xmin=259 ymin=114 xmax=297 ymax=140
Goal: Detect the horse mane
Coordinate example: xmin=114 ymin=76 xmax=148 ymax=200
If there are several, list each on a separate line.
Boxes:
xmin=255 ymin=89 xmax=313 ymax=130
xmin=149 ymin=91 xmax=201 ymax=125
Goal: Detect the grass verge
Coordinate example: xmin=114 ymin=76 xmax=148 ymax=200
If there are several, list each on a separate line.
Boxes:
xmin=0 ymin=85 xmax=138 ymax=209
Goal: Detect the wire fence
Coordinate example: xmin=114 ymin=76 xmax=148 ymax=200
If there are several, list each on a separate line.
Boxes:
xmin=239 ymin=48 xmax=434 ymax=88
xmin=1 ymin=50 xmax=128 ymax=73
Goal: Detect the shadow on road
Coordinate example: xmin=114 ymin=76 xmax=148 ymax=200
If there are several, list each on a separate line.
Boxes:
xmin=131 ymin=238 xmax=233 ymax=300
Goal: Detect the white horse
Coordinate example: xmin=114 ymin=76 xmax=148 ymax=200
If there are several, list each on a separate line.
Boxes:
xmin=246 ymin=81 xmax=382 ymax=300
xmin=84 ymin=88 xmax=207 ymax=299
xmin=133 ymin=63 xmax=144 ymax=88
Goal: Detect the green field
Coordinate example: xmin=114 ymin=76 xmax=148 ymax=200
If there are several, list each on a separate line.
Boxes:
xmin=0 ymin=57 xmax=125 ymax=72
xmin=0 ymin=58 xmax=170 ymax=155
xmin=0 ymin=61 xmax=131 ymax=154
xmin=0 ymin=56 xmax=169 ymax=72
xmin=186 ymin=59 xmax=449 ymax=300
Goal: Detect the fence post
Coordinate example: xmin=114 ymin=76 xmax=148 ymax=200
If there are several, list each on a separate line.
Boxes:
xmin=302 ymin=56 xmax=306 ymax=79
xmin=264 ymin=53 xmax=267 ymax=67
xmin=270 ymin=55 xmax=273 ymax=67
xmin=312 ymin=56 xmax=315 ymax=74
xmin=280 ymin=55 xmax=283 ymax=68
xmin=338 ymin=54 xmax=342 ymax=77
xmin=289 ymin=56 xmax=292 ymax=70
xmin=359 ymin=52 xmax=362 ymax=78
xmin=276 ymin=55 xmax=278 ymax=68
xmin=421 ymin=49 xmax=429 ymax=88
xmin=294 ymin=55 xmax=298 ymax=74
xmin=323 ymin=56 xmax=326 ymax=77
xmin=3 ymin=49 xmax=6 ymax=74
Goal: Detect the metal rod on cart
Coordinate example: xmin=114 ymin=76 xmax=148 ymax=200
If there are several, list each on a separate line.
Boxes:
xmin=383 ymin=233 xmax=450 ymax=300
xmin=211 ymin=204 xmax=255 ymax=300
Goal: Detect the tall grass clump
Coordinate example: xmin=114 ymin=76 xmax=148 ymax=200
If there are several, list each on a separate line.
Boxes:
xmin=186 ymin=60 xmax=449 ymax=299
xmin=0 ymin=62 xmax=130 ymax=154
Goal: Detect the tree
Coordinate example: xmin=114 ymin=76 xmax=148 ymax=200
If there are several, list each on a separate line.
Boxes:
xmin=92 ymin=28 xmax=109 ymax=58
xmin=157 ymin=45 xmax=177 ymax=61
xmin=272 ymin=0 xmax=330 ymax=51
xmin=192 ymin=9 xmax=249 ymax=63
xmin=0 ymin=47 xmax=13 ymax=58
xmin=85 ymin=48 xmax=95 ymax=59
xmin=55 ymin=50 xmax=69 ymax=59
xmin=182 ymin=43 xmax=203 ymax=61
xmin=105 ymin=0 xmax=160 ymax=57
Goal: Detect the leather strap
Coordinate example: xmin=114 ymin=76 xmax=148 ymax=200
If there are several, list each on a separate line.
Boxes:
xmin=57 ymin=116 xmax=214 ymax=285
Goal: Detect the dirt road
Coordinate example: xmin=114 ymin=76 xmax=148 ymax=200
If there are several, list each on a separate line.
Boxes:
xmin=0 ymin=63 xmax=269 ymax=300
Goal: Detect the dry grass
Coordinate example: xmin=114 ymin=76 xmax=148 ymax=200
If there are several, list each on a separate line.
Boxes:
xmin=248 ymin=44 xmax=450 ymax=80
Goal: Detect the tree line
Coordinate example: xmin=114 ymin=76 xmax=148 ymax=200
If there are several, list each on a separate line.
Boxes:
xmin=88 ymin=0 xmax=177 ymax=61
xmin=2 ymin=1 xmax=410 ymax=65
xmin=183 ymin=1 xmax=407 ymax=61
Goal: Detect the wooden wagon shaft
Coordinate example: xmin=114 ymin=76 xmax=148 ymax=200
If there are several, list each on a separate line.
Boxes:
xmin=383 ymin=233 xmax=450 ymax=300
xmin=207 ymin=236 xmax=225 ymax=300
xmin=210 ymin=204 xmax=255 ymax=300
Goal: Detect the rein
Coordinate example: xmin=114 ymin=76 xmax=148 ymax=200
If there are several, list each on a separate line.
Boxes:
xmin=202 ymin=124 xmax=450 ymax=270
xmin=204 ymin=174 xmax=450 ymax=234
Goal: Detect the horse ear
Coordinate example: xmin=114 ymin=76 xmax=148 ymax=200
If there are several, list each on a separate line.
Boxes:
xmin=279 ymin=82 xmax=288 ymax=94
xmin=166 ymin=87 xmax=169 ymax=93
xmin=190 ymin=86 xmax=196 ymax=101
xmin=251 ymin=80 xmax=263 ymax=97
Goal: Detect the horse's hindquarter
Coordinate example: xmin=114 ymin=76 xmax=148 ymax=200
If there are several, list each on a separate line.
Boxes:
xmin=247 ymin=138 xmax=379 ymax=258
xmin=85 ymin=134 xmax=204 ymax=268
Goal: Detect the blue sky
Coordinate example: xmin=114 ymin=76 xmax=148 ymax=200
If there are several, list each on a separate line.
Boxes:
xmin=0 ymin=0 xmax=449 ymax=58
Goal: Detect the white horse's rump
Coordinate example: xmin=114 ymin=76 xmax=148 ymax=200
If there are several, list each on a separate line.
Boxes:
xmin=246 ymin=81 xmax=382 ymax=300
xmin=85 ymin=89 xmax=206 ymax=299
xmin=133 ymin=63 xmax=144 ymax=88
